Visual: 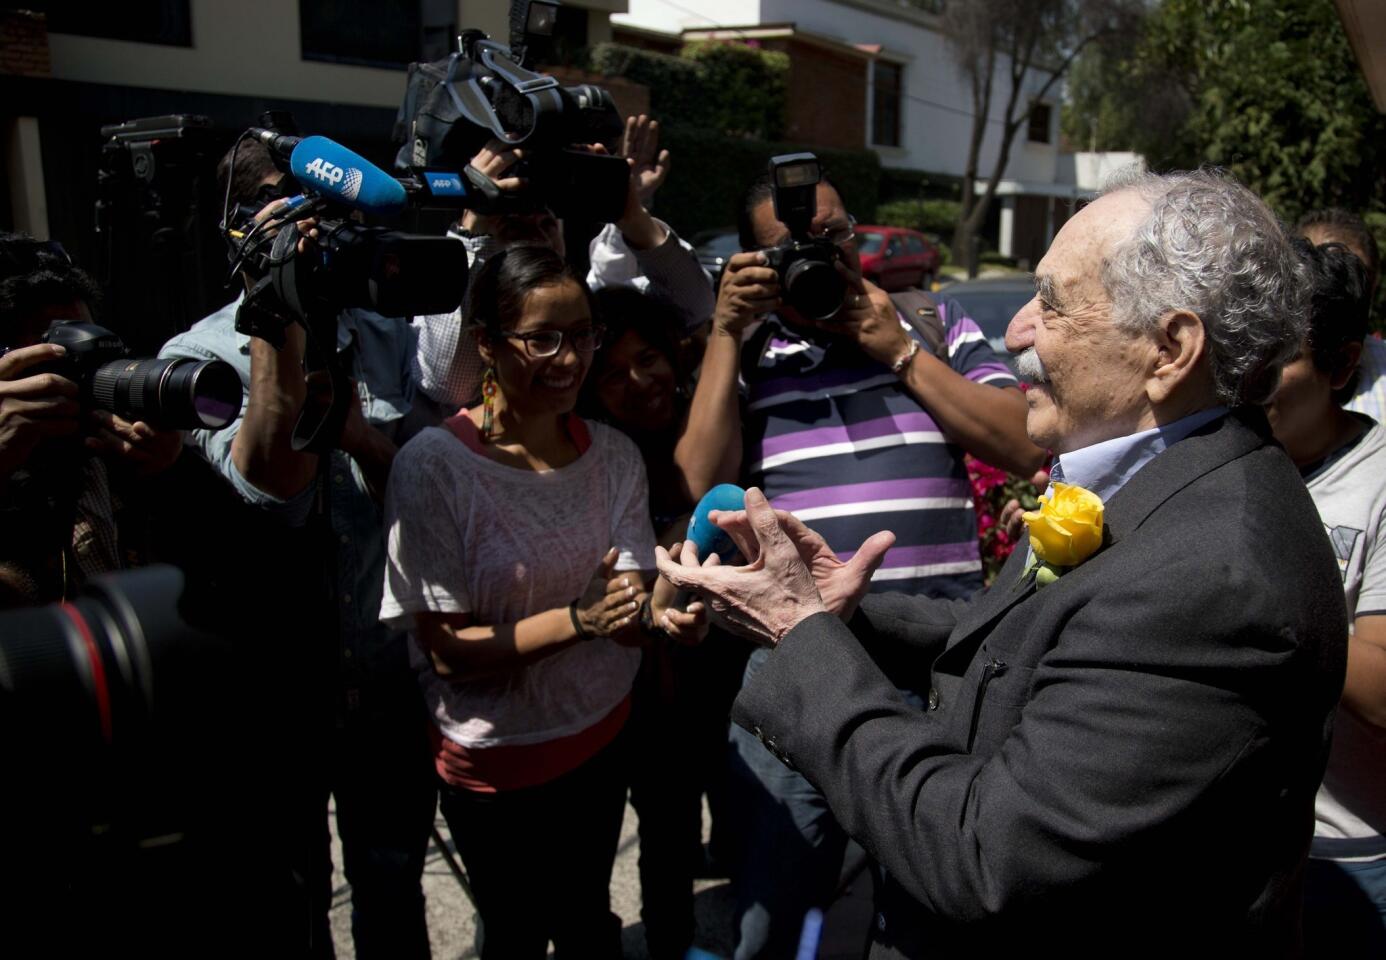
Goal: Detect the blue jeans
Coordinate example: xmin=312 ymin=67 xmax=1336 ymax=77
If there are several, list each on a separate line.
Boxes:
xmin=727 ymin=717 xmax=848 ymax=960
xmin=726 ymin=649 xmax=927 ymax=960
xmin=1304 ymin=856 xmax=1386 ymax=954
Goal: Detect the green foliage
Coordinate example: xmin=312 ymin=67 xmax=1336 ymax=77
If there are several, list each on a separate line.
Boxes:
xmin=587 ymin=42 xmax=877 ymax=237
xmin=1063 ymin=0 xmax=1386 ymax=226
xmin=879 ymin=167 xmax=963 ymax=203
xmin=873 ymin=198 xmax=962 ymax=237
xmin=589 ymin=41 xmax=787 ymax=140
xmin=652 ymin=127 xmax=881 ymax=238
xmin=680 ymin=41 xmax=788 ymax=140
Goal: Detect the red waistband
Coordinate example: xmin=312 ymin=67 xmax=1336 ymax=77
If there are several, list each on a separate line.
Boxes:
xmin=431 ymin=695 xmax=630 ymax=793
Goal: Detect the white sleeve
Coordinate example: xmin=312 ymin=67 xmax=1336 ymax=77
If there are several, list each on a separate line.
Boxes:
xmin=602 ymin=429 xmax=658 ymax=574
xmin=380 ymin=435 xmax=472 ymax=628
xmin=1356 ymin=494 xmax=1386 ymax=618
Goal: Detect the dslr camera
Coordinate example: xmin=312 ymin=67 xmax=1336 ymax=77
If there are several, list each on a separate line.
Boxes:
xmin=762 ymin=153 xmax=849 ymax=323
xmin=41 ymin=321 xmax=242 ymax=431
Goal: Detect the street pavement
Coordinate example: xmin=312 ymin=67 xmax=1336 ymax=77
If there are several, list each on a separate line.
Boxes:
xmin=328 ymin=798 xmax=875 ymax=959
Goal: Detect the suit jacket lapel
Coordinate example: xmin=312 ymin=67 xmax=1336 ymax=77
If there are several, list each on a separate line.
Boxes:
xmin=1101 ymin=407 xmax=1269 ymax=546
xmin=945 ymin=535 xmax=1039 ymax=650
xmin=943 ymin=409 xmax=1270 ymax=653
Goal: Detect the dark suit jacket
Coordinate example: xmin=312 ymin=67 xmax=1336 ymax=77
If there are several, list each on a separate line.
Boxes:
xmin=733 ymin=409 xmax=1348 ymax=957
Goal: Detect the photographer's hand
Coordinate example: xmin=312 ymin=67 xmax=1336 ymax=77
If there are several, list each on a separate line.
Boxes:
xmin=85 ymin=411 xmax=182 ymax=477
xmin=336 ymin=378 xmax=397 ymax=505
xmin=714 ymin=252 xmax=780 ymax=337
xmin=830 ymin=263 xmax=911 ymax=368
xmin=459 ymin=139 xmax=525 ymax=235
xmin=0 ymin=344 xmax=81 ymax=483
xmin=672 ymin=251 xmax=772 ymax=500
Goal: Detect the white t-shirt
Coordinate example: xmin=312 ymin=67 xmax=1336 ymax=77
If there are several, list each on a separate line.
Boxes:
xmin=380 ymin=418 xmax=655 ymax=749
xmin=1306 ymin=417 xmax=1386 ymax=861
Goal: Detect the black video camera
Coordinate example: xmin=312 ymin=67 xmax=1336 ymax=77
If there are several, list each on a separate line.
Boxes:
xmin=762 ymin=153 xmax=848 ymax=323
xmin=395 ymin=0 xmax=629 ymax=222
xmin=40 ymin=321 xmax=242 ymax=431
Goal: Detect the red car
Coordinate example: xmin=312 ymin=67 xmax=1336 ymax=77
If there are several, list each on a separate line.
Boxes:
xmin=855 ymin=225 xmax=942 ymax=291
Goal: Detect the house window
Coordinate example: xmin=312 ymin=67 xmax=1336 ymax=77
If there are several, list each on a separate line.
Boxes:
xmin=35 ymin=0 xmax=192 ymax=46
xmin=300 ymin=0 xmax=455 ymax=70
xmin=1028 ymin=102 xmax=1053 ymax=144
xmin=872 ymin=60 xmax=903 ymax=148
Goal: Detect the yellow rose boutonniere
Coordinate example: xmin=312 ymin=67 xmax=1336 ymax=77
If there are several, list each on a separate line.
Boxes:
xmin=1020 ymin=481 xmax=1104 ymax=585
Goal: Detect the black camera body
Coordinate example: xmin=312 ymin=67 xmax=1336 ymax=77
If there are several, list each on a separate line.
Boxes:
xmin=395 ymin=1 xmax=629 ymax=221
xmin=40 ymin=321 xmax=242 ymax=431
xmin=765 ymin=153 xmax=848 ymax=323
xmin=268 ymin=218 xmax=469 ymax=320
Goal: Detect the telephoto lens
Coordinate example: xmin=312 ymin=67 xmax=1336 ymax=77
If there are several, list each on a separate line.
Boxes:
xmin=90 ymin=355 xmax=243 ymax=430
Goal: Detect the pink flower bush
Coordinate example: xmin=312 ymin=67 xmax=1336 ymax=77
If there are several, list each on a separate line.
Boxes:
xmin=966 ymin=454 xmax=1045 ymax=583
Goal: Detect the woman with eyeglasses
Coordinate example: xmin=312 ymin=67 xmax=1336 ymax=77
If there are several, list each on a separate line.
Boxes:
xmin=381 ymin=245 xmax=704 ymax=959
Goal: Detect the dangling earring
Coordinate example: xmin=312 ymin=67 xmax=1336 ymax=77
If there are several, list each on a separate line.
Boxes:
xmin=481 ymin=367 xmax=498 ymax=440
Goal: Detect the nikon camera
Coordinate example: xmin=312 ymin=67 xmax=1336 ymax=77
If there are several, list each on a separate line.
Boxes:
xmin=41 ymin=321 xmax=242 ymax=431
xmin=761 ymin=153 xmax=849 ymax=323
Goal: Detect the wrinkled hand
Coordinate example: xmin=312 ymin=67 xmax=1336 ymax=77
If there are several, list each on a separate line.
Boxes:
xmin=714 ymin=252 xmax=780 ymax=337
xmin=85 ymin=410 xmax=182 ymax=476
xmin=822 ymin=262 xmax=912 ymax=368
xmin=712 ymin=505 xmax=894 ymax=621
xmin=0 ymin=344 xmax=81 ymax=481
xmin=575 ymin=547 xmax=648 ymax=644
xmin=619 ymin=114 xmax=671 ymax=204
xmin=656 ymin=487 xmax=828 ymax=646
xmin=651 ymin=544 xmax=709 ymax=645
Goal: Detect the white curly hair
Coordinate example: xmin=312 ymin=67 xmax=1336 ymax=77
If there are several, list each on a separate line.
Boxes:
xmin=1098 ymin=167 xmax=1308 ymax=407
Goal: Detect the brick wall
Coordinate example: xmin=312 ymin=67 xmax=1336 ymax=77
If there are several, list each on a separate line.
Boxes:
xmin=2 ymin=10 xmax=52 ymax=78
xmin=766 ymin=38 xmax=866 ymax=152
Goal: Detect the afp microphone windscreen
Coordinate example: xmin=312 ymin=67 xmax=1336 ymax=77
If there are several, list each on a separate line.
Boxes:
xmin=289 ymin=136 xmax=407 ymax=216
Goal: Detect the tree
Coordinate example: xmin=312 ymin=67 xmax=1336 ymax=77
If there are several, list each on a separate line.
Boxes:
xmin=941 ymin=0 xmax=1142 ymax=276
xmin=1064 ymin=0 xmax=1386 ymax=224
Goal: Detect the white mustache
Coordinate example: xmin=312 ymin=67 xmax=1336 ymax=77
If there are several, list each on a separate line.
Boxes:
xmin=1015 ymin=348 xmax=1049 ymax=384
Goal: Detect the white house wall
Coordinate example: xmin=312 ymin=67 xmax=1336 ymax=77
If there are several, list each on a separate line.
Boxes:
xmin=618 ymin=0 xmax=1060 ymax=183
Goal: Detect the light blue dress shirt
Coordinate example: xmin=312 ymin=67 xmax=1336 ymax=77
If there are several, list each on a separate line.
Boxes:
xmin=1048 ymin=406 xmax=1229 ymax=504
xmin=161 ymin=297 xmax=438 ymax=683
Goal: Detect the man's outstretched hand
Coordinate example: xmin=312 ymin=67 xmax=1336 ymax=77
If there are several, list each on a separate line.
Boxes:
xmin=655 ymin=487 xmax=894 ymax=645
xmin=711 ymin=498 xmax=894 ymax=622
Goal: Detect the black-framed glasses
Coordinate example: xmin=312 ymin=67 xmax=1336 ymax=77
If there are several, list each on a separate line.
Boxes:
xmin=501 ymin=325 xmax=604 ymax=358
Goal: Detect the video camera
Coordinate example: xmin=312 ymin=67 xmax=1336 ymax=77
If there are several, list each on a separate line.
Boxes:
xmin=393 ymin=0 xmax=630 ymax=222
xmin=40 ymin=321 xmax=242 ymax=432
xmin=763 ymin=153 xmax=849 ymax=323
xmin=220 ymin=122 xmax=470 ymax=452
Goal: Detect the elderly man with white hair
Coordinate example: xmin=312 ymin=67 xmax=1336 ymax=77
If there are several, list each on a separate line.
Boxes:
xmin=658 ymin=170 xmax=1349 ymax=957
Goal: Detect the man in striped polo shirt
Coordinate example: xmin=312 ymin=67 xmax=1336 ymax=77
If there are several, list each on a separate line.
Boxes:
xmin=694 ymin=172 xmax=1044 ymax=959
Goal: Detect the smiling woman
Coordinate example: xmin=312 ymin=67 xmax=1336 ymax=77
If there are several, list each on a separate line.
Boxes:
xmin=379 ymin=245 xmax=706 ymax=957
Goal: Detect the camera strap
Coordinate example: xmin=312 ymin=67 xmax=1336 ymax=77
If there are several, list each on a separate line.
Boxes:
xmin=888 ymin=289 xmax=950 ymax=362
xmin=441 ymin=44 xmax=566 ymax=146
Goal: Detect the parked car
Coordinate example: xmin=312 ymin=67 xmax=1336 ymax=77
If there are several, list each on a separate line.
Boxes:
xmin=855 ymin=225 xmax=942 ymax=291
xmin=937 ymin=274 xmax=1034 ymax=375
xmin=692 ymin=227 xmax=740 ymax=289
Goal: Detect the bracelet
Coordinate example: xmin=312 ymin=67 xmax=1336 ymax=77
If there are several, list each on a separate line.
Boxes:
xmin=568 ymin=601 xmax=592 ymax=641
xmin=638 ymin=597 xmax=667 ymax=638
xmin=891 ymin=338 xmax=920 ymax=375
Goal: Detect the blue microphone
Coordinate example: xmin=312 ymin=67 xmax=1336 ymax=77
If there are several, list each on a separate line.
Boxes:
xmin=673 ymin=483 xmax=746 ymax=613
xmin=289 ymin=135 xmax=407 ymax=216
xmin=686 ymin=483 xmax=748 ymax=562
